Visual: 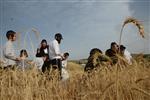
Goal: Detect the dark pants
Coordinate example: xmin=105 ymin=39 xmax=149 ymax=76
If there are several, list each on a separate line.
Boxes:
xmin=51 ymin=59 xmax=62 ymax=77
xmin=42 ymin=60 xmax=51 ymax=73
xmin=3 ymin=65 xmax=16 ymax=70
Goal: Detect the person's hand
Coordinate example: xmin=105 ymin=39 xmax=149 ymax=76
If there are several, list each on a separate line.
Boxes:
xmin=60 ymin=55 xmax=65 ymax=61
xmin=42 ymin=57 xmax=47 ymax=61
xmin=16 ymin=57 xmax=21 ymax=61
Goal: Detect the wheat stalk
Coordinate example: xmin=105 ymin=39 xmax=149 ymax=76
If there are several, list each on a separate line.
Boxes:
xmin=123 ymin=17 xmax=145 ymax=38
xmin=132 ymin=87 xmax=150 ymax=97
xmin=119 ymin=17 xmax=145 ymax=52
xmin=16 ymin=32 xmax=21 ymax=50
xmin=31 ymin=28 xmax=40 ymax=40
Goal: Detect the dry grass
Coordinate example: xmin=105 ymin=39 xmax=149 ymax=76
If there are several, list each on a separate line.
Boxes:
xmin=0 ymin=57 xmax=150 ymax=100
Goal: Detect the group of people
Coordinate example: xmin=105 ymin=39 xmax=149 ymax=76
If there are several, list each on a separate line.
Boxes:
xmin=2 ymin=30 xmax=69 ymax=81
xmin=2 ymin=30 xmax=133 ymax=80
xmin=84 ymin=42 xmax=132 ymax=72
xmin=105 ymin=42 xmax=132 ymax=64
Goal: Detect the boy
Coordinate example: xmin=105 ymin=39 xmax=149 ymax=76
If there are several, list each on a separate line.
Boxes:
xmin=3 ymin=30 xmax=20 ymax=69
xmin=61 ymin=52 xmax=69 ymax=81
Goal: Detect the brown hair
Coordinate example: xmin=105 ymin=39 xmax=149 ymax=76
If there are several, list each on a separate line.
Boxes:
xmin=6 ymin=30 xmax=16 ymax=39
xmin=20 ymin=49 xmax=28 ymax=57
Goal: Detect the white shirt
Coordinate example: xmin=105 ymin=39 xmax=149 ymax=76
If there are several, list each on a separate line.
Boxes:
xmin=17 ymin=59 xmax=31 ymax=70
xmin=3 ymin=40 xmax=16 ymax=66
xmin=33 ymin=57 xmax=44 ymax=70
xmin=49 ymin=39 xmax=61 ymax=59
xmin=62 ymin=59 xmax=67 ymax=68
xmin=61 ymin=59 xmax=69 ymax=81
xmin=44 ymin=48 xmax=48 ymax=54
xmin=124 ymin=49 xmax=132 ymax=64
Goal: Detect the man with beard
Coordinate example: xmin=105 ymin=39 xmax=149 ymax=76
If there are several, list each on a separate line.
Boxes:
xmin=49 ymin=33 xmax=63 ymax=79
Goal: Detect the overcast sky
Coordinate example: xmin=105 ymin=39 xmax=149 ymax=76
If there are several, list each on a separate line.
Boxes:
xmin=0 ymin=0 xmax=149 ymax=60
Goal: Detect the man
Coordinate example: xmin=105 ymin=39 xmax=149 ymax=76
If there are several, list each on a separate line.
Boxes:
xmin=49 ymin=33 xmax=63 ymax=77
xmin=3 ymin=30 xmax=20 ymax=69
xmin=105 ymin=42 xmax=119 ymax=64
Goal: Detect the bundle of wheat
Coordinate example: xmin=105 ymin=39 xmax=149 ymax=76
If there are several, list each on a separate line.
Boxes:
xmin=123 ymin=17 xmax=145 ymax=38
xmin=119 ymin=17 xmax=145 ymax=51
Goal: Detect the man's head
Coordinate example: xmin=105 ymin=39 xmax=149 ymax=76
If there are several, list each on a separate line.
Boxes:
xmin=6 ymin=30 xmax=16 ymax=41
xmin=110 ymin=42 xmax=118 ymax=52
xmin=55 ymin=33 xmax=63 ymax=44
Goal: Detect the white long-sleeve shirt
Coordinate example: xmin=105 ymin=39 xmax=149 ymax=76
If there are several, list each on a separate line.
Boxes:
xmin=62 ymin=59 xmax=67 ymax=68
xmin=61 ymin=59 xmax=69 ymax=81
xmin=3 ymin=40 xmax=17 ymax=66
xmin=49 ymin=39 xmax=61 ymax=60
xmin=124 ymin=49 xmax=132 ymax=64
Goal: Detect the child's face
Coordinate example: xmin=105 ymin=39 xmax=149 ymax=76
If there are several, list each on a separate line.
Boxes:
xmin=20 ymin=54 xmax=27 ymax=60
xmin=12 ymin=34 xmax=17 ymax=41
xmin=64 ymin=55 xmax=69 ymax=60
xmin=22 ymin=54 xmax=27 ymax=58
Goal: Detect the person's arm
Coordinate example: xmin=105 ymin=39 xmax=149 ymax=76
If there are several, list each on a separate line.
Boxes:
xmin=36 ymin=48 xmax=41 ymax=57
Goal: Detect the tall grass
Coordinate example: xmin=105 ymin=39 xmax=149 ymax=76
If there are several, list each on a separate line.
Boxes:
xmin=0 ymin=57 xmax=150 ymax=100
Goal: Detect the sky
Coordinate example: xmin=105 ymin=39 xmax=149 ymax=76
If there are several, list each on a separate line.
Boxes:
xmin=0 ymin=0 xmax=149 ymax=60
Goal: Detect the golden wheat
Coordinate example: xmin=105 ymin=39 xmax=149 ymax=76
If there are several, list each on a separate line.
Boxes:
xmin=0 ymin=57 xmax=150 ymax=100
xmin=123 ymin=17 xmax=145 ymax=38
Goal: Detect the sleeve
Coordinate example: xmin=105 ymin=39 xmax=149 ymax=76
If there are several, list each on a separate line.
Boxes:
xmin=53 ymin=41 xmax=61 ymax=55
xmin=36 ymin=48 xmax=41 ymax=57
xmin=105 ymin=50 xmax=109 ymax=56
xmin=62 ymin=60 xmax=67 ymax=68
xmin=3 ymin=44 xmax=16 ymax=61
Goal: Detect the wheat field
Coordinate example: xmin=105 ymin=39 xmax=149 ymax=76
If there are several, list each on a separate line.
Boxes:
xmin=0 ymin=56 xmax=150 ymax=100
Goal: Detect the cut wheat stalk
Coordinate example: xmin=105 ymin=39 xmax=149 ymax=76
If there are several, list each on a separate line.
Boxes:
xmin=119 ymin=17 xmax=145 ymax=52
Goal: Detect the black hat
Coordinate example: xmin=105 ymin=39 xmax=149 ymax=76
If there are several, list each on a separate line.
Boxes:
xmin=55 ymin=33 xmax=63 ymax=39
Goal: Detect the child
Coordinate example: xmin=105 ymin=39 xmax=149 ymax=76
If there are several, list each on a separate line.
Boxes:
xmin=18 ymin=49 xmax=47 ymax=70
xmin=3 ymin=30 xmax=20 ymax=69
xmin=17 ymin=49 xmax=30 ymax=70
xmin=61 ymin=52 xmax=69 ymax=81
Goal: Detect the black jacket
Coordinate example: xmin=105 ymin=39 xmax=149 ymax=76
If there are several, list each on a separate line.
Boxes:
xmin=36 ymin=45 xmax=50 ymax=60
